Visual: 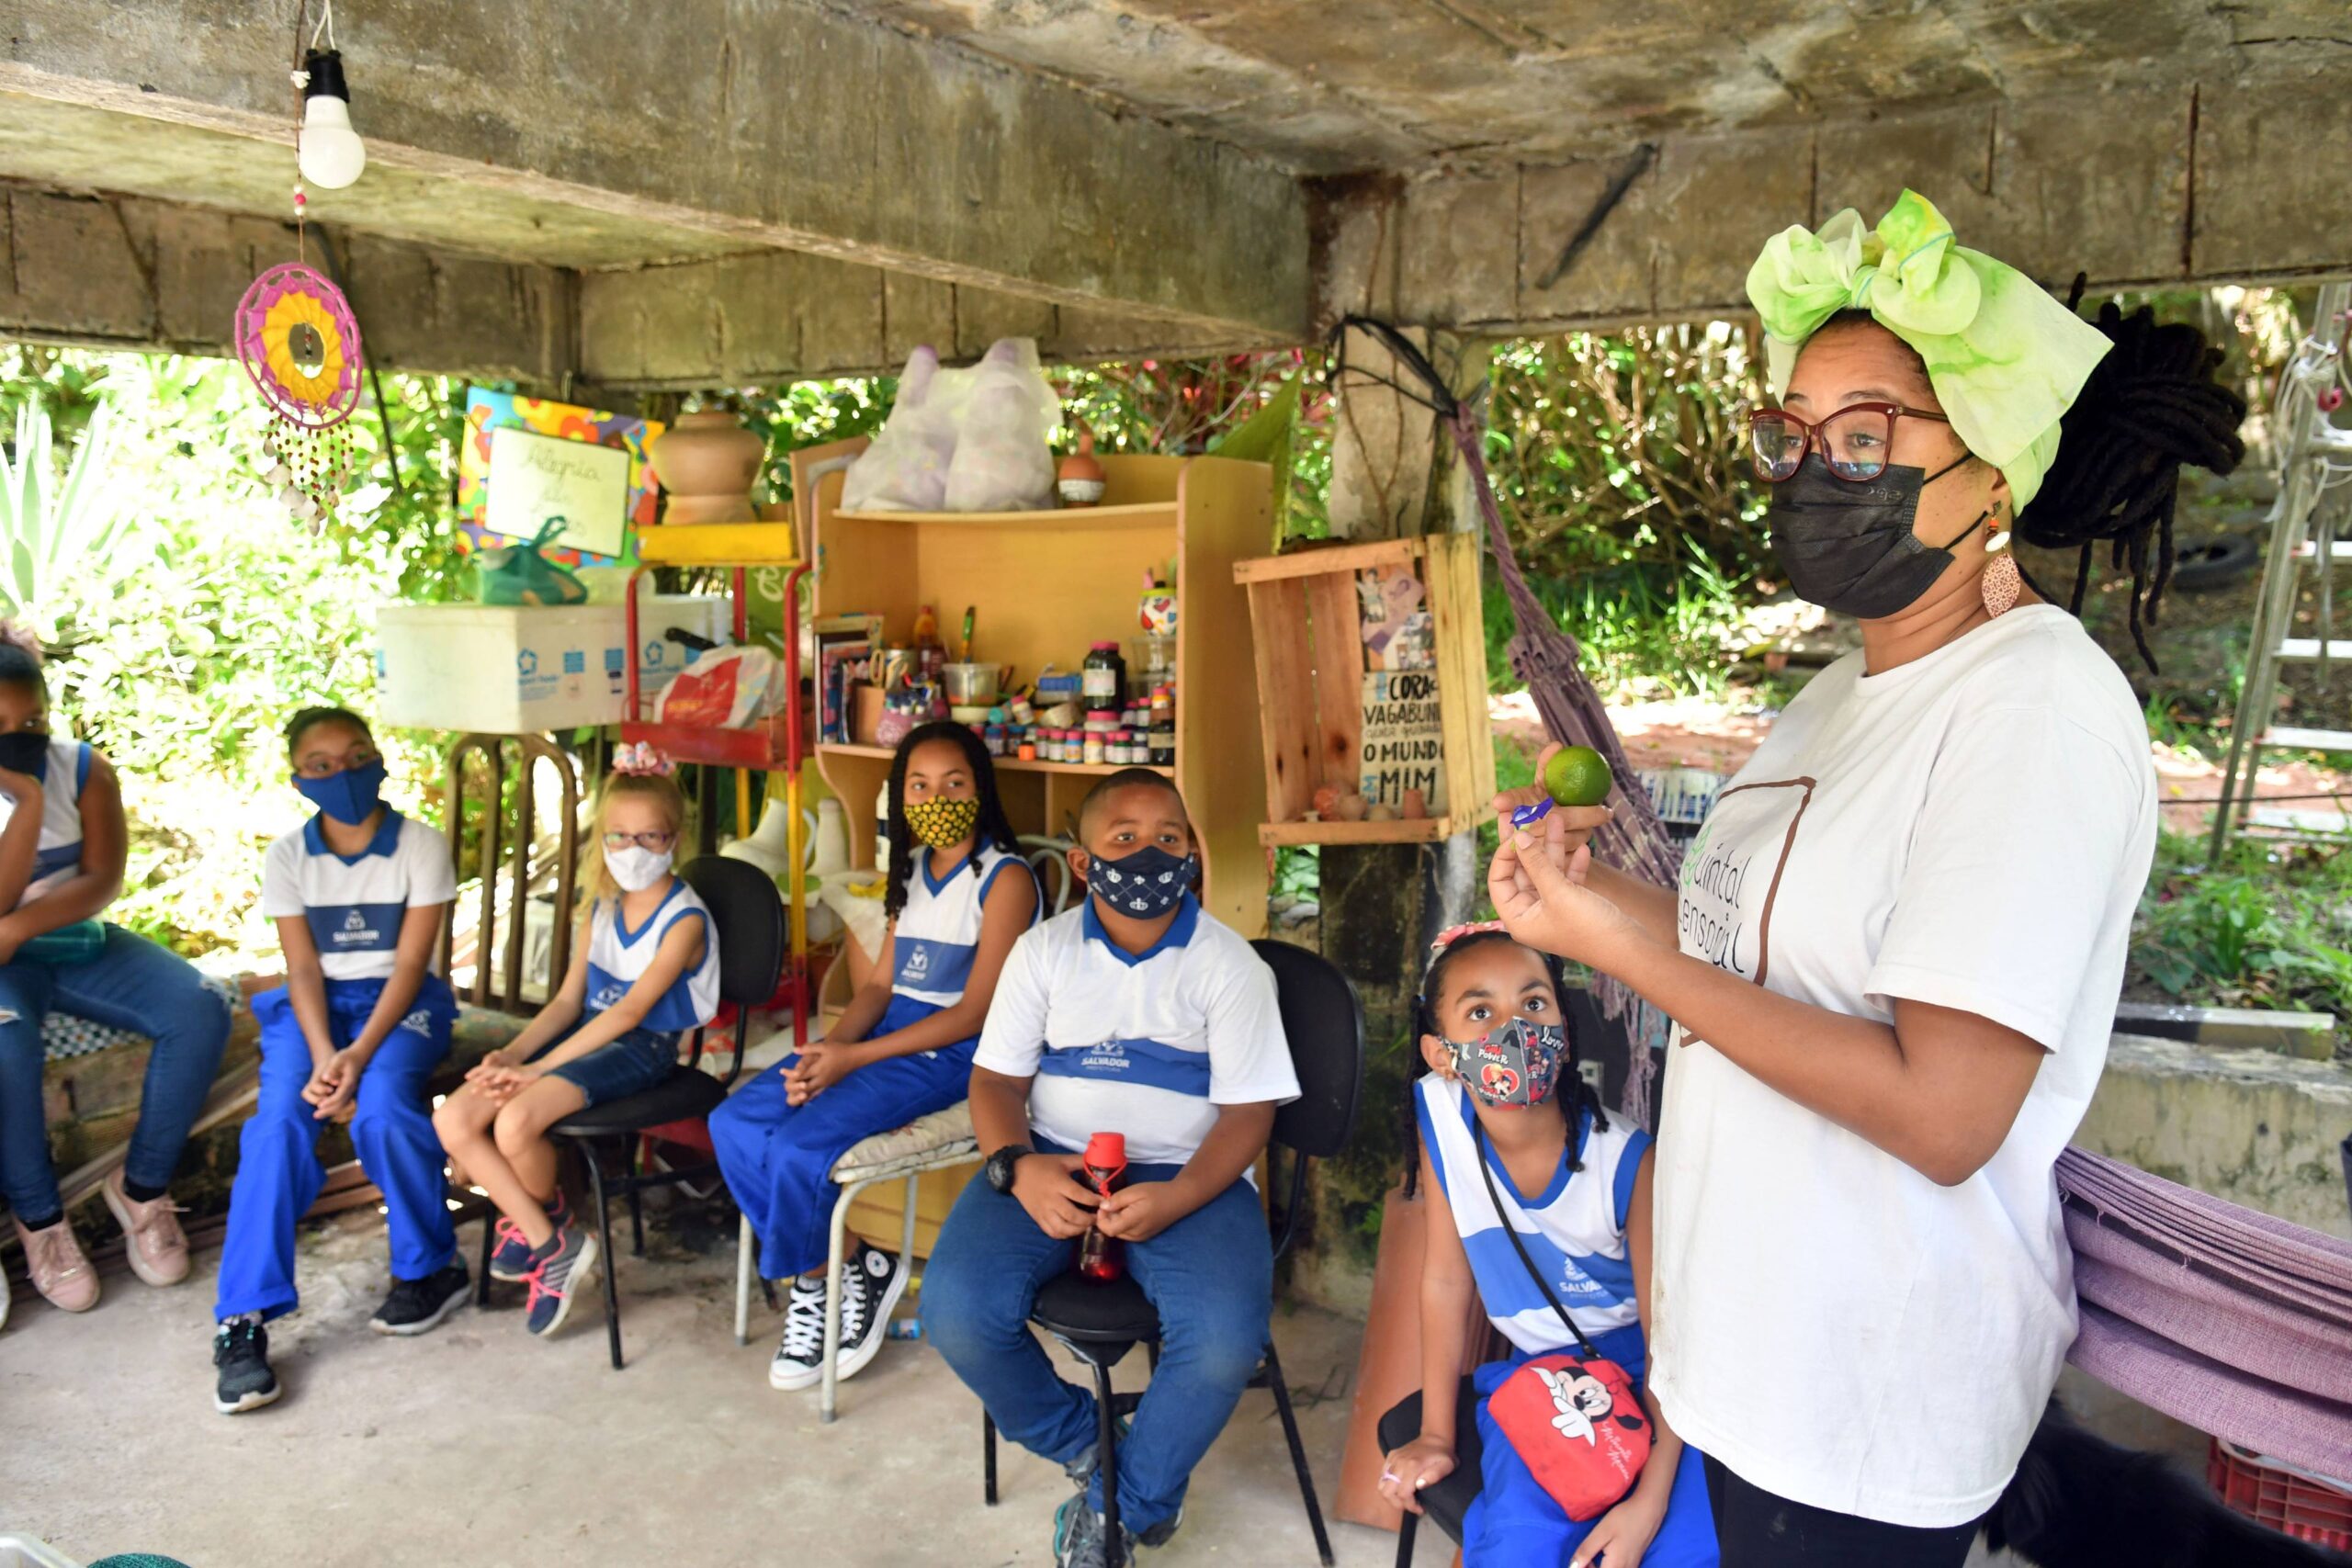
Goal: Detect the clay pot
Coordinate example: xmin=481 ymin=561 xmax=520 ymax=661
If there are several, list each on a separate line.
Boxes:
xmin=650 ymin=410 xmax=763 ymax=524
xmin=1057 ymin=429 xmax=1106 ymax=507
xmin=1401 ymin=788 xmax=1428 ymax=820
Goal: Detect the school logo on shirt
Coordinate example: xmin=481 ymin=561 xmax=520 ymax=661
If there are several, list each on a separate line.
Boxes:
xmin=333 ymin=908 xmax=379 ymax=946
xmin=904 ymin=944 xmax=931 ymax=976
xmin=398 ymin=1008 xmax=435 ymax=1036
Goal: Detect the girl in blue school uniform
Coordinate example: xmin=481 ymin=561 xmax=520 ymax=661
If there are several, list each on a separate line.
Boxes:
xmin=710 ymin=720 xmax=1038 ymax=1393
xmin=1381 ymin=925 xmax=1717 ymax=1568
xmin=211 ymin=707 xmax=461 ymax=1413
xmin=433 ymin=750 xmax=719 ymax=1342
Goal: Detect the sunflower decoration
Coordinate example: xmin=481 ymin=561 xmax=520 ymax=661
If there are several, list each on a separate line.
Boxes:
xmin=232 ymin=262 xmax=366 ymax=523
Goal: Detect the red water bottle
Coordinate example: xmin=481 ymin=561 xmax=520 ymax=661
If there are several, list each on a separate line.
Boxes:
xmin=1076 ymin=1132 xmax=1128 ymax=1281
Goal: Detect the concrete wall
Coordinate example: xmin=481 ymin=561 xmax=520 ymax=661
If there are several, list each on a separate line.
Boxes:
xmin=1315 ymin=77 xmax=2352 ymax=335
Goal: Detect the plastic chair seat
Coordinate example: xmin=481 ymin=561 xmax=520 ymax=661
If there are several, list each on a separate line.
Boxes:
xmin=1032 ymin=1270 xmax=1159 ymax=1347
xmin=1376 ymin=1380 xmax=1486 ymax=1549
xmin=549 ymin=1067 xmax=725 ymax=1136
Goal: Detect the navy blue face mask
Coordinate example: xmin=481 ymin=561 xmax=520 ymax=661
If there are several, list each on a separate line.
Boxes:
xmin=1086 ymin=843 xmax=1197 ymax=919
xmin=0 ymin=731 xmax=50 ymax=779
xmin=295 ymin=759 xmax=387 ymax=825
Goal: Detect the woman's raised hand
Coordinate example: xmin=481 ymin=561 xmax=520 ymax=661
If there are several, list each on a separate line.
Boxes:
xmin=1489 ymin=818 xmax=1649 ymax=970
xmin=1491 ymin=742 xmax=1614 ymax=874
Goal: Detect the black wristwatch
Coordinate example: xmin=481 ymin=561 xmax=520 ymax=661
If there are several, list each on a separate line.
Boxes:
xmin=985 ymin=1143 xmax=1035 ymax=1194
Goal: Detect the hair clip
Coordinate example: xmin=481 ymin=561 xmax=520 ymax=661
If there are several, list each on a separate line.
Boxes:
xmin=1429 ymin=919 xmax=1508 ymax=953
xmin=611 ymin=741 xmax=675 ymax=777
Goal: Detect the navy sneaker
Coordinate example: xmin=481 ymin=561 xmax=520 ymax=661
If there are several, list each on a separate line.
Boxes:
xmin=369 ymin=1259 xmax=471 ymax=1336
xmin=212 ymin=1316 xmax=280 ymax=1415
xmin=489 ymin=1195 xmax=568 ymax=1282
xmin=1051 ymin=1497 xmax=1133 ymax=1568
xmin=524 ymin=1223 xmax=599 ymax=1338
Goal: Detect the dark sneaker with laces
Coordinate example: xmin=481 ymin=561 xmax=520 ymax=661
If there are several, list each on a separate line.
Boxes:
xmin=212 ymin=1317 xmax=280 ymax=1415
xmin=1052 ymin=1497 xmax=1133 ymax=1568
xmin=832 ymin=1241 xmax=908 ymax=1384
xmin=770 ymin=1274 xmax=827 ymax=1391
xmin=489 ymin=1195 xmax=568 ymax=1282
xmin=524 ymin=1223 xmax=599 ymax=1338
xmin=1136 ymin=1507 xmax=1182 ymax=1550
xmin=369 ymin=1259 xmax=471 ymax=1337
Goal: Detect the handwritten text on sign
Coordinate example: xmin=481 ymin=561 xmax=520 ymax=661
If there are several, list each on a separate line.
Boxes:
xmin=1360 ymin=670 xmax=1444 ymax=812
xmin=486 ymin=426 xmax=631 ymax=558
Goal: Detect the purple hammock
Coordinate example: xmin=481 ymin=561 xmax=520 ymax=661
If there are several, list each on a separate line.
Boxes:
xmin=1403 ymin=371 xmax=2352 ymax=1483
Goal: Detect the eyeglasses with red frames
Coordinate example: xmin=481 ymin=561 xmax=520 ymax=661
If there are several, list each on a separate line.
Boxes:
xmin=1746 ymin=401 xmax=1951 ymax=483
xmin=602 ymin=829 xmax=678 ymax=852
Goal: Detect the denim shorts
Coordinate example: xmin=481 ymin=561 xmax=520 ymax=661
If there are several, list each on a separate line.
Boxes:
xmin=528 ymin=1022 xmax=676 ymax=1108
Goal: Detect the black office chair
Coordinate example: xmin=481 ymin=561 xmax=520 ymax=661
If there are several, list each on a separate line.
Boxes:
xmin=1377 ymin=1379 xmax=1486 ymax=1565
xmin=979 ymin=938 xmax=1363 ymax=1568
xmin=475 ymin=856 xmax=784 ymax=1370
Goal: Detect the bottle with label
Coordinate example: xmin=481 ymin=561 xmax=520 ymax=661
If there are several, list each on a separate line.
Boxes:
xmin=1081 ymin=640 xmax=1126 ymax=707
xmin=1076 ymin=1132 xmax=1128 ymax=1281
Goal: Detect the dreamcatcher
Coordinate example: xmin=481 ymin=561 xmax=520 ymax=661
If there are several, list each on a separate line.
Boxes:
xmin=230 ymin=0 xmax=369 ymax=523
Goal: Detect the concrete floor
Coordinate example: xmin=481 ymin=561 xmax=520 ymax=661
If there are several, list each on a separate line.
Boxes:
xmin=1 ymin=1205 xmax=1450 ymax=1568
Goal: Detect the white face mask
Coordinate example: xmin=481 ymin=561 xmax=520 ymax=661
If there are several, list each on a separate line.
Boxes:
xmin=605 ymin=844 xmax=674 ymax=893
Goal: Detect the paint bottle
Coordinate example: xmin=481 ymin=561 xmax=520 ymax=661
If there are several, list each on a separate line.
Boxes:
xmin=1077 ymin=1132 xmax=1127 ymax=1282
xmin=1083 ymin=731 xmax=1106 ymax=766
xmin=1017 ymin=740 xmax=1036 ymax=761
xmin=1081 ymin=640 xmax=1126 ymax=706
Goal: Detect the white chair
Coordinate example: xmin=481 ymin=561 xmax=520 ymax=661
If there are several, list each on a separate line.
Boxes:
xmin=1019 ymin=833 xmax=1080 ymax=916
xmin=734 ymin=1099 xmax=983 ymax=1422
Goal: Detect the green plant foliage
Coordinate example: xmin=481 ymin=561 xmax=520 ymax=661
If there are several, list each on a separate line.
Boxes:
xmin=2132 ymin=829 xmax=2352 ymax=1029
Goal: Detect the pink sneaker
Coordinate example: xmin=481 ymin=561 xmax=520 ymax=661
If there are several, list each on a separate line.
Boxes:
xmin=104 ymin=1168 xmax=191 ymax=1287
xmin=12 ymin=1214 xmax=98 ymax=1312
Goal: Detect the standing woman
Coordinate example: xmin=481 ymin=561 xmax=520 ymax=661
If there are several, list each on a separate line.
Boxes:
xmin=1488 ymin=191 xmax=2244 ymax=1565
xmin=0 ymin=626 xmax=232 ymax=1316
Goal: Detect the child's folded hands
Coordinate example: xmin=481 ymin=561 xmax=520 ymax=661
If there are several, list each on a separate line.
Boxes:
xmin=1010 ymin=1152 xmax=1101 ymax=1239
xmin=1095 ymin=1182 xmax=1182 ymax=1243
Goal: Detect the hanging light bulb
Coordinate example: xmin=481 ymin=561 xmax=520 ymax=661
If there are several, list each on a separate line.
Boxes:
xmin=297 ymin=49 xmax=367 ymax=189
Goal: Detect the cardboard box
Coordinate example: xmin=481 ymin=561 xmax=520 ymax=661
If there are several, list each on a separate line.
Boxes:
xmin=374 ymin=596 xmax=729 ymax=735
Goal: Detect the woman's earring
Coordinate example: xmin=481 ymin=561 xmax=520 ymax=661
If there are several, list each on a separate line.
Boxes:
xmin=1981 ymin=528 xmax=2021 ymax=618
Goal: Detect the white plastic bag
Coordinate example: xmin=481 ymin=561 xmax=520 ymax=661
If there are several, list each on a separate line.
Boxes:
xmin=842 ymin=346 xmax=957 ymax=513
xmin=944 ymin=338 xmax=1058 ymax=512
xmin=655 ymin=645 xmax=781 ymax=728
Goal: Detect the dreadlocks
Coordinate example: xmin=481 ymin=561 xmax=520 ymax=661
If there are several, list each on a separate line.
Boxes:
xmin=882 ymin=720 xmax=1021 ymax=921
xmin=2016 ymin=283 xmax=2249 ymax=672
xmin=1400 ymin=928 xmax=1609 ymax=1199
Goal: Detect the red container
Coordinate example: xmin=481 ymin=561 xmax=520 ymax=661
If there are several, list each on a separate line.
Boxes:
xmin=1077 ymin=1132 xmax=1128 ymax=1281
xmin=2210 ymin=1438 xmax=2352 ymax=1551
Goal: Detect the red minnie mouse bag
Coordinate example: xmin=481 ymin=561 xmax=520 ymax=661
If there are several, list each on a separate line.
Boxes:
xmin=1472 ymin=1120 xmax=1652 ymax=1520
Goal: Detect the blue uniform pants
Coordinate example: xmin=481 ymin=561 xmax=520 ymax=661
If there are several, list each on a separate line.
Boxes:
xmin=1464 ymin=1346 xmax=1719 ymax=1567
xmin=0 ymin=924 xmax=232 ymax=1224
xmin=921 ymin=1154 xmax=1273 ymax=1537
xmin=708 ymin=995 xmax=974 ymax=1280
xmin=214 ymin=974 xmax=457 ymax=1322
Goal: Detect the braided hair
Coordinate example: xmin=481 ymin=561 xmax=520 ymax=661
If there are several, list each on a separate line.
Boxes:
xmin=1400 ymin=929 xmax=1609 ymax=1199
xmin=2017 ymin=282 xmax=2249 ymax=672
xmin=882 ymin=720 xmax=1020 ymax=921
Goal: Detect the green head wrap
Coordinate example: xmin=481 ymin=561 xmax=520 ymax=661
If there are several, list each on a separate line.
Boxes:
xmin=1744 ymin=189 xmax=2111 ymax=508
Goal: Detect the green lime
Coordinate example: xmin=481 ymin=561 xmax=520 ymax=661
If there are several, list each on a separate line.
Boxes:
xmin=1543 ymin=745 xmax=1612 ymax=807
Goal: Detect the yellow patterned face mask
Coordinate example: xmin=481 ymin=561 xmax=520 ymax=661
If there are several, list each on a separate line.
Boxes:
xmin=902 ymin=795 xmax=979 ymax=850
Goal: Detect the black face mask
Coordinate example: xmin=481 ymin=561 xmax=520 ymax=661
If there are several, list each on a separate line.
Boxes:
xmin=1768 ymin=453 xmax=1983 ymax=619
xmin=0 ymin=731 xmax=50 ymax=778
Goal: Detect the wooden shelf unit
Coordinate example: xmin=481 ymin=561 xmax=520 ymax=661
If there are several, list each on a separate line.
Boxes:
xmin=793 ymin=438 xmax=1272 ymax=937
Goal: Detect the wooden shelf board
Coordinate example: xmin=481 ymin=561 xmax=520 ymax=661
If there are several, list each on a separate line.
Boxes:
xmin=1233 ymin=536 xmax=1429 ymax=584
xmin=634 ymin=523 xmax=802 ymax=567
xmin=818 ymin=741 xmax=1170 ymax=779
xmin=1257 ymin=814 xmax=1470 ymax=847
xmin=836 ymin=501 xmax=1175 ymax=529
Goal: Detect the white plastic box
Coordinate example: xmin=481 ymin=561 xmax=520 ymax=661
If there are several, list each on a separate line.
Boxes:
xmin=373 ymin=595 xmax=729 ymax=735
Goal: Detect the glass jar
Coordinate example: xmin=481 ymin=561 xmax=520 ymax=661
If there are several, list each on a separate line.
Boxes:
xmin=1082 ymin=640 xmax=1127 ymax=706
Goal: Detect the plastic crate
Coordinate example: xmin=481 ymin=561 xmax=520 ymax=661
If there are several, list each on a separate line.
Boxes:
xmin=2210 ymin=1438 xmax=2352 ymax=1550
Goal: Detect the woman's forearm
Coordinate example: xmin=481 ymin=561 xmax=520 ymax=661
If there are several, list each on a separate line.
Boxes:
xmin=6 ymin=870 xmax=120 ymax=933
xmin=1416 ymin=1270 xmax=1474 ymax=1447
xmin=825 ymin=980 xmax=893 ymax=1045
xmin=1627 ymin=1387 xmax=1685 ymax=1508
xmin=1586 ymin=861 xmax=1677 ymax=948
xmin=0 ymin=806 xmax=42 ymax=915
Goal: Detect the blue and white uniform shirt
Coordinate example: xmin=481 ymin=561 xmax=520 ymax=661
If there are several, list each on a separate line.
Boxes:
xmin=0 ymin=736 xmax=96 ymax=910
xmin=262 ymin=811 xmax=458 ymax=983
xmin=891 ymin=844 xmax=1040 ymax=1018
xmin=974 ymin=895 xmax=1300 ymax=1168
xmin=584 ymin=878 xmax=720 ymax=1034
xmin=1417 ymin=1074 xmax=1652 ymax=1357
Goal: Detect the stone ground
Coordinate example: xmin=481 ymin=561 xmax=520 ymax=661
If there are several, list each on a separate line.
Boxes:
xmin=1 ymin=1204 xmax=1450 ymax=1568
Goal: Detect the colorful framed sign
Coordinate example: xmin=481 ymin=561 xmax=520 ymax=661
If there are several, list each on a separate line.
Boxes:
xmin=457 ymin=389 xmax=663 ymax=568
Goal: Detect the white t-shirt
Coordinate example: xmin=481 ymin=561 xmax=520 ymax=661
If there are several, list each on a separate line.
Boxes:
xmin=974 ymin=894 xmax=1300 ymax=1167
xmin=0 ymin=737 xmax=94 ymax=909
xmin=262 ymin=811 xmax=458 ymax=982
xmin=892 ymin=844 xmax=1039 ymax=1013
xmin=1648 ymin=605 xmax=2155 ymax=1529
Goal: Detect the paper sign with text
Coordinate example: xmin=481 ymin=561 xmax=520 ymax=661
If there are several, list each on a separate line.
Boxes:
xmin=1360 ymin=669 xmax=1445 ymax=813
xmin=485 ymin=425 xmax=631 ymax=558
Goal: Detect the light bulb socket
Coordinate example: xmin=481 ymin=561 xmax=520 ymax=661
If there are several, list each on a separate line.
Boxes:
xmin=302 ymin=49 xmax=351 ymax=105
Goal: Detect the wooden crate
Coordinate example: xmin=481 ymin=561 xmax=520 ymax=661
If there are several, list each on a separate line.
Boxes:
xmin=1234 ymin=533 xmax=1495 ymax=846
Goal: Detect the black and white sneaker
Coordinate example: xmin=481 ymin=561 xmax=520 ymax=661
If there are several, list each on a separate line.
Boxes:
xmin=769 ymin=1274 xmax=828 ymax=1391
xmin=369 ymin=1260 xmax=472 ymax=1336
xmin=832 ymin=1241 xmax=909 ymax=1385
xmin=212 ymin=1316 xmax=281 ymax=1415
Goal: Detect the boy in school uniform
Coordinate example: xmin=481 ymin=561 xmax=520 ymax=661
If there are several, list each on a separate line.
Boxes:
xmin=922 ymin=769 xmax=1300 ymax=1568
xmin=209 ymin=708 xmax=464 ymax=1413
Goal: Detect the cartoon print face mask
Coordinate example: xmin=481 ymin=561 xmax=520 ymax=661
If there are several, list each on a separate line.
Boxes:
xmin=1442 ymin=1017 xmax=1567 ymax=1109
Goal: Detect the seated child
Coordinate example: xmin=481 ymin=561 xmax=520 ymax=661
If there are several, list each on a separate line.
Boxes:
xmin=212 ymin=707 xmax=461 ymax=1415
xmin=432 ymin=752 xmax=717 ymax=1340
xmin=1380 ymin=925 xmax=1716 ymax=1568
xmin=710 ymin=720 xmax=1038 ymax=1392
xmin=922 ymin=769 xmax=1300 ymax=1568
